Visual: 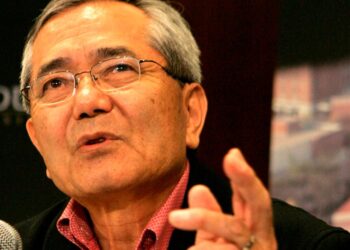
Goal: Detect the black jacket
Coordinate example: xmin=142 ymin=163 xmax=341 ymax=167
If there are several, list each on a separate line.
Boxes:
xmin=16 ymin=158 xmax=350 ymax=249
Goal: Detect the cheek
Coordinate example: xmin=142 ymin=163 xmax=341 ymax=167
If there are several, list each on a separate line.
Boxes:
xmin=31 ymin=108 xmax=70 ymax=154
xmin=143 ymin=90 xmax=186 ymax=139
xmin=33 ymin=116 xmax=70 ymax=179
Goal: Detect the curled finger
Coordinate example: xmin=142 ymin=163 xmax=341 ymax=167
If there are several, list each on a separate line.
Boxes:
xmin=169 ymin=208 xmax=251 ymax=247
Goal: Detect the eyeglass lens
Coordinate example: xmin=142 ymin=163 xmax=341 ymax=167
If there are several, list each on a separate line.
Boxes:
xmin=32 ymin=57 xmax=142 ymax=104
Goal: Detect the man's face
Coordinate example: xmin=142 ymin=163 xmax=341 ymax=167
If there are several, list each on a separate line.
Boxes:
xmin=26 ymin=1 xmax=207 ymax=203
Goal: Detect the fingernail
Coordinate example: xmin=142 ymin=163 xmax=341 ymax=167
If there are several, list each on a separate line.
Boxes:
xmin=169 ymin=210 xmax=191 ymax=222
xmin=231 ymin=148 xmax=244 ymax=163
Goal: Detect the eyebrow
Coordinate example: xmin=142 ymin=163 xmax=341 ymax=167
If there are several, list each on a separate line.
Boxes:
xmin=95 ymin=47 xmax=136 ymax=59
xmin=37 ymin=57 xmax=71 ymax=79
xmin=36 ymin=46 xmax=137 ymax=79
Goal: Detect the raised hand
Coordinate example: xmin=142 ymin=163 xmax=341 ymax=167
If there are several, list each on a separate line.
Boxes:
xmin=169 ymin=148 xmax=277 ymax=250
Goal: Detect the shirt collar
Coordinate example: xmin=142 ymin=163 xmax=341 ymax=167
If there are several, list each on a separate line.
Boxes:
xmin=57 ymin=162 xmax=190 ymax=250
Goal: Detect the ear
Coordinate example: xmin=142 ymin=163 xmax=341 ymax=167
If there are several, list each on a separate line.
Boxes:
xmin=182 ymin=83 xmax=208 ymax=149
xmin=26 ymin=118 xmax=52 ymax=179
xmin=26 ymin=118 xmax=41 ymax=154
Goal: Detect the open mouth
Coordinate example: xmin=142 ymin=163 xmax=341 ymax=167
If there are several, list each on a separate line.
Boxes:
xmin=85 ymin=137 xmax=107 ymax=145
xmin=77 ymin=132 xmax=119 ymax=150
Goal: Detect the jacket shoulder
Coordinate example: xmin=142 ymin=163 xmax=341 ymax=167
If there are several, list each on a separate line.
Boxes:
xmin=15 ymin=199 xmax=77 ymax=250
xmin=273 ymin=199 xmax=350 ymax=250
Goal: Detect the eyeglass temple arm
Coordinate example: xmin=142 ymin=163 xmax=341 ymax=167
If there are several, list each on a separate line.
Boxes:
xmin=139 ymin=59 xmax=189 ymax=84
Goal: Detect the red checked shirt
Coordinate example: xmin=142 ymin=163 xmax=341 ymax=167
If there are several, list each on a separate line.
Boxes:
xmin=57 ymin=163 xmax=189 ymax=250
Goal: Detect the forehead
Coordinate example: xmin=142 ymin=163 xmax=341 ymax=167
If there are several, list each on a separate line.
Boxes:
xmin=31 ymin=1 xmax=159 ymax=76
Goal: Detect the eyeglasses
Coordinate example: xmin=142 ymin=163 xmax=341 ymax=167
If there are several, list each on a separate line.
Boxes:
xmin=21 ymin=56 xmax=182 ymax=106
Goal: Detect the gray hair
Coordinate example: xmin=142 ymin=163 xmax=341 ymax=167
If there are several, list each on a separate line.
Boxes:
xmin=20 ymin=0 xmax=201 ymax=113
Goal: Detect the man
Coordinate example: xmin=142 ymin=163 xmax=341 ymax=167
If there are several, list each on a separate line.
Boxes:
xmin=16 ymin=0 xmax=350 ymax=249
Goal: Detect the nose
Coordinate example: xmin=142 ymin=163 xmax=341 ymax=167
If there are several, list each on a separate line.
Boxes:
xmin=72 ymin=73 xmax=113 ymax=119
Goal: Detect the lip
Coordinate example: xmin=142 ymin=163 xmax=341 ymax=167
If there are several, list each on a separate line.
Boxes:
xmin=76 ymin=132 xmax=121 ymax=151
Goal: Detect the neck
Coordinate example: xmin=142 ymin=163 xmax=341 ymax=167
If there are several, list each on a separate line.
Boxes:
xmin=91 ymin=198 xmax=159 ymax=250
xmin=80 ymin=166 xmax=186 ymax=250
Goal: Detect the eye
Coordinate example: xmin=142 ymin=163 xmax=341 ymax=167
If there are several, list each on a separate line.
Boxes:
xmin=34 ymin=72 xmax=74 ymax=102
xmin=112 ymin=63 xmax=133 ymax=72
xmin=42 ymin=78 xmax=65 ymax=92
xmin=104 ymin=62 xmax=138 ymax=75
xmin=93 ymin=58 xmax=140 ymax=87
xmin=99 ymin=58 xmax=139 ymax=76
xmin=37 ymin=73 xmax=72 ymax=98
